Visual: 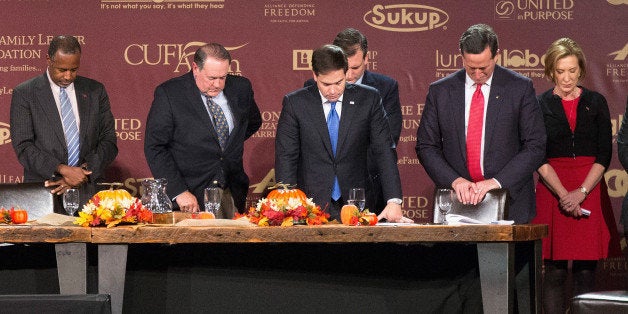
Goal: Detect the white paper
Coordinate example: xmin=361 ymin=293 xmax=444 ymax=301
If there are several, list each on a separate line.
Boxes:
xmin=446 ymin=214 xmax=514 ymax=225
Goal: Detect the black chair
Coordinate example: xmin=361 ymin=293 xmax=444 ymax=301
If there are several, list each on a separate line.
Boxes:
xmin=0 ymin=294 xmax=111 ymax=314
xmin=571 ymin=291 xmax=628 ymax=313
xmin=0 ymin=182 xmax=60 ymax=220
xmin=433 ymin=188 xmax=509 ymax=224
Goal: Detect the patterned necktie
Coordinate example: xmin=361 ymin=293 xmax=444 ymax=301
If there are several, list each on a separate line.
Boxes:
xmin=206 ymin=96 xmax=229 ymax=150
xmin=466 ymin=84 xmax=485 ymax=182
xmin=59 ymin=87 xmax=80 ymax=166
xmin=327 ymin=102 xmax=341 ymax=201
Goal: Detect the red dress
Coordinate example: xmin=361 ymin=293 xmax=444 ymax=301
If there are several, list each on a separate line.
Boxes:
xmin=533 ymin=97 xmax=620 ymax=260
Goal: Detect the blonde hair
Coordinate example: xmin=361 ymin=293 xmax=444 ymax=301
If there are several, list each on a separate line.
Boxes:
xmin=544 ymin=38 xmax=586 ymax=83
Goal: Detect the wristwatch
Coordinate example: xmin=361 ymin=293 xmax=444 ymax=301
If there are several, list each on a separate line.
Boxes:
xmin=578 ymin=186 xmax=589 ymax=196
xmin=387 ymin=198 xmax=403 ymax=205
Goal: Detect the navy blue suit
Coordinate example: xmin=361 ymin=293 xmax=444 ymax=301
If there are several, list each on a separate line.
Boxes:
xmin=304 ymin=70 xmax=401 ymax=213
xmin=276 ymin=83 xmax=401 ymax=215
xmin=416 ymin=65 xmax=546 ymax=223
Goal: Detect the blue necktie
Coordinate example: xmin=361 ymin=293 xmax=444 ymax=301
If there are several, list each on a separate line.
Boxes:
xmin=205 ymin=95 xmax=229 ymax=150
xmin=60 ymin=87 xmax=80 ymax=166
xmin=327 ymin=101 xmax=341 ymax=201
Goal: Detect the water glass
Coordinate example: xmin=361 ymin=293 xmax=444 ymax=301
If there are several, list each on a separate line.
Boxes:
xmin=204 ymin=187 xmax=222 ymax=217
xmin=347 ymin=187 xmax=366 ymax=212
xmin=63 ymin=188 xmax=80 ymax=216
xmin=437 ymin=189 xmax=455 ymax=224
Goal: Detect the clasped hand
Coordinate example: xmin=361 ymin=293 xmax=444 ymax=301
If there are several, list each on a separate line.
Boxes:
xmin=558 ymin=189 xmax=586 ymax=217
xmin=45 ymin=163 xmax=92 ymax=195
xmin=451 ymin=177 xmax=499 ymax=205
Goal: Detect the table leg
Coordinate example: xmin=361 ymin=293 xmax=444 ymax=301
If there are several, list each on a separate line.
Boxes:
xmin=532 ymin=239 xmax=542 ymax=313
xmin=98 ymin=244 xmax=128 ymax=314
xmin=477 ymin=242 xmax=515 ymax=314
xmin=55 ymin=243 xmax=87 ymax=294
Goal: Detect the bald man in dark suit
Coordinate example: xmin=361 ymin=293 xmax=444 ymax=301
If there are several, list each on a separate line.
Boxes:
xmin=11 ymin=35 xmax=117 ymax=206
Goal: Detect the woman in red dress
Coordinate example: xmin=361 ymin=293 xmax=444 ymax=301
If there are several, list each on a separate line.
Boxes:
xmin=533 ymin=38 xmax=621 ymax=313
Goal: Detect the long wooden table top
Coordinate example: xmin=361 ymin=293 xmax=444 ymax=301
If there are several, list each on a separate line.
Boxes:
xmin=0 ymin=223 xmax=547 ymax=245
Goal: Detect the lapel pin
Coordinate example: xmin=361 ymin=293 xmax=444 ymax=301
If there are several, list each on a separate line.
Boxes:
xmin=350 ymin=101 xmax=355 ymax=104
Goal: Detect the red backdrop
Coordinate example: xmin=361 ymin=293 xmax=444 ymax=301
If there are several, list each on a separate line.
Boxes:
xmin=1 ymin=0 xmax=626 ymax=288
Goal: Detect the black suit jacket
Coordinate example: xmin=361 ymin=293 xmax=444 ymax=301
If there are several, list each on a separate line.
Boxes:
xmin=304 ymin=70 xmax=402 ymax=144
xmin=144 ymin=71 xmax=261 ymax=212
xmin=275 ymin=83 xmax=402 ymax=210
xmin=10 ymin=73 xmax=118 ymax=194
xmin=416 ymin=66 xmax=546 ymax=223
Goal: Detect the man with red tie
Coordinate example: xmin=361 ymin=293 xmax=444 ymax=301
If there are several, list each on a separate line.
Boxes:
xmin=416 ymin=24 xmax=546 ymax=224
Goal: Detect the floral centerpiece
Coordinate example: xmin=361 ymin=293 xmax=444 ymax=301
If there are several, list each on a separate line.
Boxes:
xmin=74 ymin=183 xmax=153 ymax=228
xmin=239 ymin=184 xmax=329 ymax=226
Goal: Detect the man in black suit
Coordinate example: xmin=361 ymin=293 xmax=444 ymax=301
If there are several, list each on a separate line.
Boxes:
xmin=145 ymin=43 xmax=261 ymax=216
xmin=304 ymin=28 xmax=402 ymax=214
xmin=416 ymin=24 xmax=546 ymax=224
xmin=11 ymin=35 xmax=118 ymax=205
xmin=276 ymin=44 xmax=407 ymax=222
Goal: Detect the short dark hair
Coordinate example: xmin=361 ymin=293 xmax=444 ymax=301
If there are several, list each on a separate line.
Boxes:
xmin=459 ymin=24 xmax=499 ymax=58
xmin=194 ymin=43 xmax=232 ymax=69
xmin=311 ymin=44 xmax=348 ymax=76
xmin=48 ymin=35 xmax=81 ymax=60
xmin=332 ymin=28 xmax=368 ymax=58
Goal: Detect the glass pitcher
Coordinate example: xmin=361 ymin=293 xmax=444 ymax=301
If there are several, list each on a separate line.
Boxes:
xmin=141 ymin=178 xmax=173 ymax=213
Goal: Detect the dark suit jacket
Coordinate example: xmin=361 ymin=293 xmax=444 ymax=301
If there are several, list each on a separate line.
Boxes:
xmin=144 ymin=71 xmax=261 ymax=212
xmin=304 ymin=70 xmax=402 ymax=144
xmin=275 ymin=83 xmax=402 ymax=210
xmin=416 ymin=65 xmax=546 ymax=223
xmin=10 ymin=73 xmax=118 ymax=198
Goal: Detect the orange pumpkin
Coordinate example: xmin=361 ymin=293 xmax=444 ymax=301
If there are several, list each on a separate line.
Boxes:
xmin=267 ymin=184 xmax=307 ymax=203
xmin=10 ymin=208 xmax=28 ymax=224
xmin=340 ymin=204 xmax=359 ymax=225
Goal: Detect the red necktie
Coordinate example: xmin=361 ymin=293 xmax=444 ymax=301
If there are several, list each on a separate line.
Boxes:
xmin=467 ymin=84 xmax=485 ymax=182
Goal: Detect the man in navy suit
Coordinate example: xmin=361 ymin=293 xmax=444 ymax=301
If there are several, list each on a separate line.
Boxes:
xmin=416 ymin=24 xmax=546 ymax=224
xmin=277 ymin=44 xmax=407 ymax=222
xmin=11 ymin=35 xmax=118 ymax=205
xmin=304 ymin=28 xmax=402 ymax=214
xmin=145 ymin=43 xmax=261 ymax=216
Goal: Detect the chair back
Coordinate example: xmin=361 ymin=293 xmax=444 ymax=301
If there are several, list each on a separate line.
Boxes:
xmin=433 ymin=188 xmax=509 ymax=224
xmin=0 ymin=182 xmax=58 ymax=220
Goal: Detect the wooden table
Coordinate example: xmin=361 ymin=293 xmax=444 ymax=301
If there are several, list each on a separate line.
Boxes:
xmin=0 ymin=223 xmax=547 ymax=314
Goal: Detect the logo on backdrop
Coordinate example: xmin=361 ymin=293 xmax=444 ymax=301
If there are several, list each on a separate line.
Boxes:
xmin=0 ymin=174 xmax=23 ymax=184
xmin=363 ymin=4 xmax=448 ymax=32
xmin=251 ymin=111 xmax=280 ymax=138
xmin=0 ymin=122 xmax=10 ymax=146
xmin=292 ymin=49 xmax=382 ymax=71
xmin=124 ymin=42 xmax=247 ymax=73
xmin=263 ymin=1 xmax=316 ymax=23
xmin=494 ymin=0 xmax=575 ymax=20
xmin=607 ymin=43 xmax=628 ymax=83
xmin=607 ymin=0 xmax=628 ymax=5
xmin=434 ymin=48 xmax=545 ymax=79
xmin=115 ymin=118 xmax=143 ymax=141
xmin=99 ymin=0 xmax=224 ymax=10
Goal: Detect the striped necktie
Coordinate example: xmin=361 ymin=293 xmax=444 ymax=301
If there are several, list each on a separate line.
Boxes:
xmin=327 ymin=101 xmax=341 ymax=200
xmin=59 ymin=87 xmax=80 ymax=166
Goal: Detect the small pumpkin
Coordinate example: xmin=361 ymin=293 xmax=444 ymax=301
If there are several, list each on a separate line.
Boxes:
xmin=94 ymin=183 xmax=132 ymax=203
xmin=266 ymin=183 xmax=307 ymax=203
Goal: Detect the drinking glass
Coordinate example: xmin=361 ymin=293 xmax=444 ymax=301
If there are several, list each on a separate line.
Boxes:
xmin=204 ymin=187 xmax=222 ymax=218
xmin=437 ymin=189 xmax=455 ymax=224
xmin=347 ymin=187 xmax=366 ymax=212
xmin=63 ymin=188 xmax=80 ymax=216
